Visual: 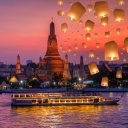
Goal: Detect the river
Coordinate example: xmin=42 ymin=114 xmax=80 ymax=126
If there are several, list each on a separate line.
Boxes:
xmin=0 ymin=93 xmax=128 ymax=128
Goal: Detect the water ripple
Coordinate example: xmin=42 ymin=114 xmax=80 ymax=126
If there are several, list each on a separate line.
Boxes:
xmin=0 ymin=93 xmax=128 ymax=128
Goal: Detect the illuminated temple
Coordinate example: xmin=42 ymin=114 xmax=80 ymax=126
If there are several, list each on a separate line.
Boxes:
xmin=40 ymin=21 xmax=64 ymax=76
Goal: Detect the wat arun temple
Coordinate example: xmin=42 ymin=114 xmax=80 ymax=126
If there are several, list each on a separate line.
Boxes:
xmin=39 ymin=21 xmax=64 ymax=76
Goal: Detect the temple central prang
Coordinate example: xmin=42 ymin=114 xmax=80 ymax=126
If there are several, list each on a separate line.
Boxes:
xmin=40 ymin=21 xmax=64 ymax=76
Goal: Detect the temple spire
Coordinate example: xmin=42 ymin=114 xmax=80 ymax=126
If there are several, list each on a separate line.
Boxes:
xmin=50 ymin=21 xmax=55 ymax=37
xmin=16 ymin=52 xmax=21 ymax=74
xmin=80 ymin=55 xmax=83 ymax=65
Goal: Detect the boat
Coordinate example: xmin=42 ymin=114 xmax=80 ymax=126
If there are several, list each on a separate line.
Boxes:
xmin=11 ymin=92 xmax=120 ymax=106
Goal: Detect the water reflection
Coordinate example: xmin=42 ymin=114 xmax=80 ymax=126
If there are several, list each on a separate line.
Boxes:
xmin=0 ymin=93 xmax=128 ymax=128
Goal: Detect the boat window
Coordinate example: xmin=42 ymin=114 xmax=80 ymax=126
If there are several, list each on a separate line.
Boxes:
xmin=71 ymin=100 xmax=76 ymax=102
xmin=83 ymin=99 xmax=87 ymax=102
xmin=54 ymin=100 xmax=59 ymax=102
xmin=20 ymin=95 xmax=25 ymax=98
xmin=14 ymin=95 xmax=19 ymax=98
xmin=66 ymin=100 xmax=70 ymax=102
xmin=77 ymin=100 xmax=83 ymax=102
xmin=94 ymin=98 xmax=99 ymax=103
xmin=60 ymin=99 xmax=65 ymax=102
xmin=88 ymin=99 xmax=93 ymax=102
xmin=31 ymin=100 xmax=36 ymax=103
xmin=26 ymin=95 xmax=31 ymax=97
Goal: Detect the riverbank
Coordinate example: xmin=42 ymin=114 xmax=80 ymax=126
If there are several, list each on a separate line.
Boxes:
xmin=1 ymin=87 xmax=128 ymax=93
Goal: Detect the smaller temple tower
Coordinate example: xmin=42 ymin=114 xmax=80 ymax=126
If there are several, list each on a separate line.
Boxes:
xmin=63 ymin=54 xmax=71 ymax=79
xmin=79 ymin=55 xmax=87 ymax=80
xmin=16 ymin=52 xmax=21 ymax=74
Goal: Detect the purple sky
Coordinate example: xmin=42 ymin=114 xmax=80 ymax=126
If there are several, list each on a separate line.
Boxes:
xmin=0 ymin=0 xmax=128 ymax=65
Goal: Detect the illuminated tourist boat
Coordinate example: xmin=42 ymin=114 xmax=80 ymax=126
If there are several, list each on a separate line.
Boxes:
xmin=11 ymin=93 xmax=120 ymax=106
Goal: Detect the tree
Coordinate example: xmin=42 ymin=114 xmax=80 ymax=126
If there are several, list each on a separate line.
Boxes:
xmin=28 ymin=79 xmax=40 ymax=89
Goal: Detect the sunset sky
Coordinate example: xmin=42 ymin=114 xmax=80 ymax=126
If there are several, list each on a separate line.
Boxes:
xmin=0 ymin=0 xmax=128 ymax=65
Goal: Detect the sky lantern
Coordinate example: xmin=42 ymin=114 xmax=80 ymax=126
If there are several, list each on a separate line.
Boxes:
xmin=67 ymin=2 xmax=86 ymax=22
xmin=114 ymin=9 xmax=124 ymax=22
xmin=82 ymin=42 xmax=87 ymax=48
xmin=85 ymin=20 xmax=95 ymax=31
xmin=96 ymin=55 xmax=100 ymax=60
xmin=87 ymin=5 xmax=93 ymax=12
xmin=101 ymin=17 xmax=108 ymax=26
xmin=88 ymin=62 xmax=99 ymax=75
xmin=116 ymin=28 xmax=121 ymax=35
xmin=61 ymin=23 xmax=68 ymax=33
xmin=59 ymin=45 xmax=63 ymax=49
xmin=89 ymin=50 xmax=95 ymax=58
xmin=105 ymin=31 xmax=110 ymax=38
xmin=123 ymin=58 xmax=126 ymax=62
xmin=57 ymin=0 xmax=63 ymax=5
xmin=62 ymin=49 xmax=66 ymax=53
xmin=116 ymin=70 xmax=122 ymax=78
xmin=94 ymin=33 xmax=98 ymax=37
xmin=79 ymin=20 xmax=83 ymax=24
xmin=94 ymin=1 xmax=110 ymax=18
xmin=86 ymin=33 xmax=91 ymax=41
xmin=104 ymin=41 xmax=119 ymax=61
xmin=101 ymin=77 xmax=108 ymax=87
xmin=96 ymin=43 xmax=100 ymax=48
xmin=57 ymin=10 xmax=65 ymax=16
xmin=118 ymin=0 xmax=124 ymax=5
xmin=68 ymin=47 xmax=72 ymax=52
xmin=69 ymin=2 xmax=73 ymax=6
xmin=74 ymin=44 xmax=78 ymax=50
xmin=74 ymin=52 xmax=77 ymax=56
xmin=94 ymin=13 xmax=98 ymax=18
xmin=124 ymin=37 xmax=128 ymax=53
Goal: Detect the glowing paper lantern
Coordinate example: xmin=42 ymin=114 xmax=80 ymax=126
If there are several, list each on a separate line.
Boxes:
xmin=116 ymin=70 xmax=122 ymax=78
xmin=96 ymin=55 xmax=100 ymax=60
xmin=123 ymin=58 xmax=126 ymax=62
xmin=118 ymin=0 xmax=124 ymax=5
xmin=85 ymin=20 xmax=95 ymax=31
xmin=74 ymin=39 xmax=77 ymax=42
xmin=68 ymin=47 xmax=71 ymax=52
xmin=88 ymin=62 xmax=99 ymax=75
xmin=74 ymin=52 xmax=77 ymax=56
xmin=101 ymin=77 xmax=108 ymax=87
xmin=114 ymin=9 xmax=124 ymax=22
xmin=82 ymin=42 xmax=87 ymax=48
xmin=124 ymin=37 xmax=128 ymax=53
xmin=104 ymin=41 xmax=119 ymax=61
xmin=57 ymin=0 xmax=63 ymax=5
xmin=86 ymin=33 xmax=91 ymax=41
xmin=116 ymin=28 xmax=121 ymax=35
xmin=101 ymin=17 xmax=108 ymax=26
xmin=59 ymin=45 xmax=63 ymax=49
xmin=105 ymin=31 xmax=110 ymax=38
xmin=79 ymin=20 xmax=83 ymax=24
xmin=96 ymin=43 xmax=100 ymax=48
xmin=87 ymin=5 xmax=93 ymax=12
xmin=89 ymin=50 xmax=95 ymax=58
xmin=69 ymin=2 xmax=73 ymax=6
xmin=57 ymin=10 xmax=65 ymax=16
xmin=74 ymin=44 xmax=78 ymax=50
xmin=94 ymin=1 xmax=110 ymax=18
xmin=62 ymin=49 xmax=66 ymax=53
xmin=61 ymin=23 xmax=68 ymax=33
xmin=67 ymin=2 xmax=86 ymax=22
xmin=94 ymin=33 xmax=98 ymax=37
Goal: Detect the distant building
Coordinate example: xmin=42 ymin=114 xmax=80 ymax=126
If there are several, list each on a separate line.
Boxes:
xmin=26 ymin=60 xmax=32 ymax=65
xmin=63 ymin=54 xmax=71 ymax=79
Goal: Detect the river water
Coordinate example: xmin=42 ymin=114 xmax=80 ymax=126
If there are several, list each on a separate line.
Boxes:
xmin=0 ymin=93 xmax=128 ymax=128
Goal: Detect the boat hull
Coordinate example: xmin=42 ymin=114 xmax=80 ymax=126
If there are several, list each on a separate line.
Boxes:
xmin=11 ymin=99 xmax=120 ymax=106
